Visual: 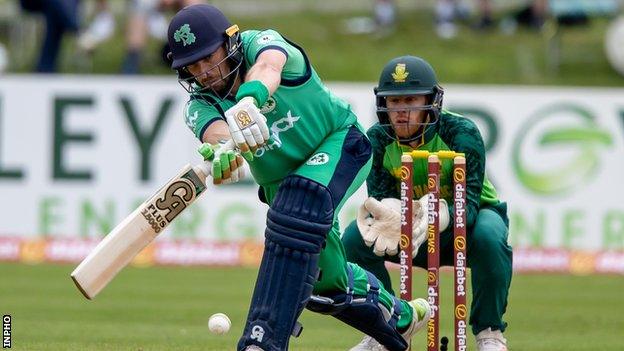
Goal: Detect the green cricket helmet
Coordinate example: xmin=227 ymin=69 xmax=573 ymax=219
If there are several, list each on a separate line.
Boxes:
xmin=374 ymin=56 xmax=444 ymax=143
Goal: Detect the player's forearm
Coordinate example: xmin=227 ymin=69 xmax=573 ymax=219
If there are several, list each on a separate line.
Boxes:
xmin=201 ymin=119 xmax=231 ymax=144
xmin=237 ymin=49 xmax=287 ymax=104
xmin=245 ymin=61 xmax=282 ymax=95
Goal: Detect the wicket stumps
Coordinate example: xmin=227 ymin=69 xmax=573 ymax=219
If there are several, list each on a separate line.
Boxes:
xmin=399 ymin=150 xmax=468 ymax=351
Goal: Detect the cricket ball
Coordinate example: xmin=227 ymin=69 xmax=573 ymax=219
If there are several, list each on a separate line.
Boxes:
xmin=208 ymin=313 xmax=231 ymax=335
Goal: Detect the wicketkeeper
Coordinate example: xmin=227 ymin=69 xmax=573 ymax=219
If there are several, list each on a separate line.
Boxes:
xmin=167 ymin=5 xmax=431 ymax=351
xmin=342 ymin=56 xmax=513 ymax=351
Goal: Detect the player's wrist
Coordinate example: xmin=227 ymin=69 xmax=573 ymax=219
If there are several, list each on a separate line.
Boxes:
xmin=236 ymin=80 xmax=269 ymax=107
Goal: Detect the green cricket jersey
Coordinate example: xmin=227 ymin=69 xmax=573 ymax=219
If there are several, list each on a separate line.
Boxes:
xmin=367 ymin=110 xmax=500 ymax=228
xmin=183 ymin=29 xmax=358 ymax=186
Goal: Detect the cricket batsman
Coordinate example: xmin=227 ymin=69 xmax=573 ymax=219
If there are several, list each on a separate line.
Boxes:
xmin=341 ymin=56 xmax=513 ymax=351
xmin=167 ymin=5 xmax=430 ymax=351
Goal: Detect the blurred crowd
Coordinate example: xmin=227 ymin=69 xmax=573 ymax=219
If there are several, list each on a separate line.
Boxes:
xmin=0 ymin=0 xmax=620 ymax=74
xmin=11 ymin=0 xmax=202 ymax=73
xmin=372 ymin=0 xmax=548 ymax=38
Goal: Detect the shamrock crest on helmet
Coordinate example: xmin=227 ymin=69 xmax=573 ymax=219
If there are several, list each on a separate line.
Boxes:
xmin=167 ymin=4 xmax=244 ymax=104
xmin=173 ymin=24 xmax=196 ymax=46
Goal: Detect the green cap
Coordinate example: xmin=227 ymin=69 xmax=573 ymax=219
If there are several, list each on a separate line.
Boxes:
xmin=375 ymin=56 xmax=439 ymax=97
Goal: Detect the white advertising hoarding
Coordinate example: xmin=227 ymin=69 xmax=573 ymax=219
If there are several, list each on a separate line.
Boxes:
xmin=0 ymin=76 xmax=623 ymax=271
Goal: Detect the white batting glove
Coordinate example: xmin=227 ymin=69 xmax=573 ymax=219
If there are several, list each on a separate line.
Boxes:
xmin=224 ymin=97 xmax=270 ymax=161
xmin=411 ymin=194 xmax=449 ymax=256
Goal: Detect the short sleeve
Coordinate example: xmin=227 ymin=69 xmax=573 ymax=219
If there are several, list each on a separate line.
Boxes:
xmin=242 ymin=29 xmax=307 ymax=80
xmin=183 ymin=99 xmax=225 ymax=140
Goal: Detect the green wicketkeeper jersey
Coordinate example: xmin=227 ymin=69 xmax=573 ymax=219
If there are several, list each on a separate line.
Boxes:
xmin=366 ymin=110 xmax=500 ymax=229
xmin=183 ymin=29 xmax=358 ymax=185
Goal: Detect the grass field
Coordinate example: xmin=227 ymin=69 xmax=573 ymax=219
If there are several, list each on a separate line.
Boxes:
xmin=1 ymin=263 xmax=623 ymax=350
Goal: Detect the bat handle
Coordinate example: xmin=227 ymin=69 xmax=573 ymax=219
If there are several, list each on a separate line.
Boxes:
xmin=195 ymin=139 xmax=238 ymax=181
xmin=193 ymin=163 xmax=211 ymax=182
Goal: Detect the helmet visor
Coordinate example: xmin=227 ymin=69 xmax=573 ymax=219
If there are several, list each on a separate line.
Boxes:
xmin=178 ymin=41 xmax=243 ymax=103
xmin=376 ymin=88 xmax=434 ymax=97
xmin=376 ymin=105 xmax=439 ymax=143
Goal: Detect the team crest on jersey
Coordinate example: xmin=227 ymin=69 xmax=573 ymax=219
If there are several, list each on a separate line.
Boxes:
xmin=260 ymin=97 xmax=277 ymax=114
xmin=392 ymin=63 xmax=409 ymax=83
xmin=256 ymin=34 xmax=276 ymax=45
xmin=306 ymin=152 xmax=329 ymax=166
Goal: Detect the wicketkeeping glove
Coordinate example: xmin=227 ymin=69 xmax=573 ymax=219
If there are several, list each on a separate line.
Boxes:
xmin=198 ymin=140 xmax=245 ymax=185
xmin=357 ymin=195 xmax=450 ymax=257
xmin=356 ymin=197 xmax=402 ymax=256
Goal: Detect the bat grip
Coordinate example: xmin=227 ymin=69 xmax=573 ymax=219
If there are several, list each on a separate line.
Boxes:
xmin=194 ymin=139 xmax=238 ymax=181
xmin=193 ymin=163 xmax=211 ymax=182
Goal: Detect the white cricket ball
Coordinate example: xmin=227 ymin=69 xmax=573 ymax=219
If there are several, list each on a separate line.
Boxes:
xmin=208 ymin=313 xmax=231 ymax=335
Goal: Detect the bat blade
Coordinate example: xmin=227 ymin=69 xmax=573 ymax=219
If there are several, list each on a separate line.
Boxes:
xmin=71 ymin=164 xmax=208 ymax=299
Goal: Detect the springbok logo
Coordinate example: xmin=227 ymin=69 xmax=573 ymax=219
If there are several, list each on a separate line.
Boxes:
xmin=392 ymin=63 xmax=409 ymax=83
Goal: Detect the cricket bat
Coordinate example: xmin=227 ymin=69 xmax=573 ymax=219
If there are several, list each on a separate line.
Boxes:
xmin=71 ymin=163 xmax=210 ymax=299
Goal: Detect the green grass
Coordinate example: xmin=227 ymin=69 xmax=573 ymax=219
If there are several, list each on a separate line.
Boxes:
xmin=9 ymin=8 xmax=624 ymax=86
xmin=1 ymin=263 xmax=623 ymax=350
xmin=239 ymin=12 xmax=623 ymax=86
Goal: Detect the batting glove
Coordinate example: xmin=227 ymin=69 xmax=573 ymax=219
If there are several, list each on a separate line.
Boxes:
xmin=198 ymin=140 xmax=245 ymax=185
xmin=224 ymin=96 xmax=270 ymax=161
